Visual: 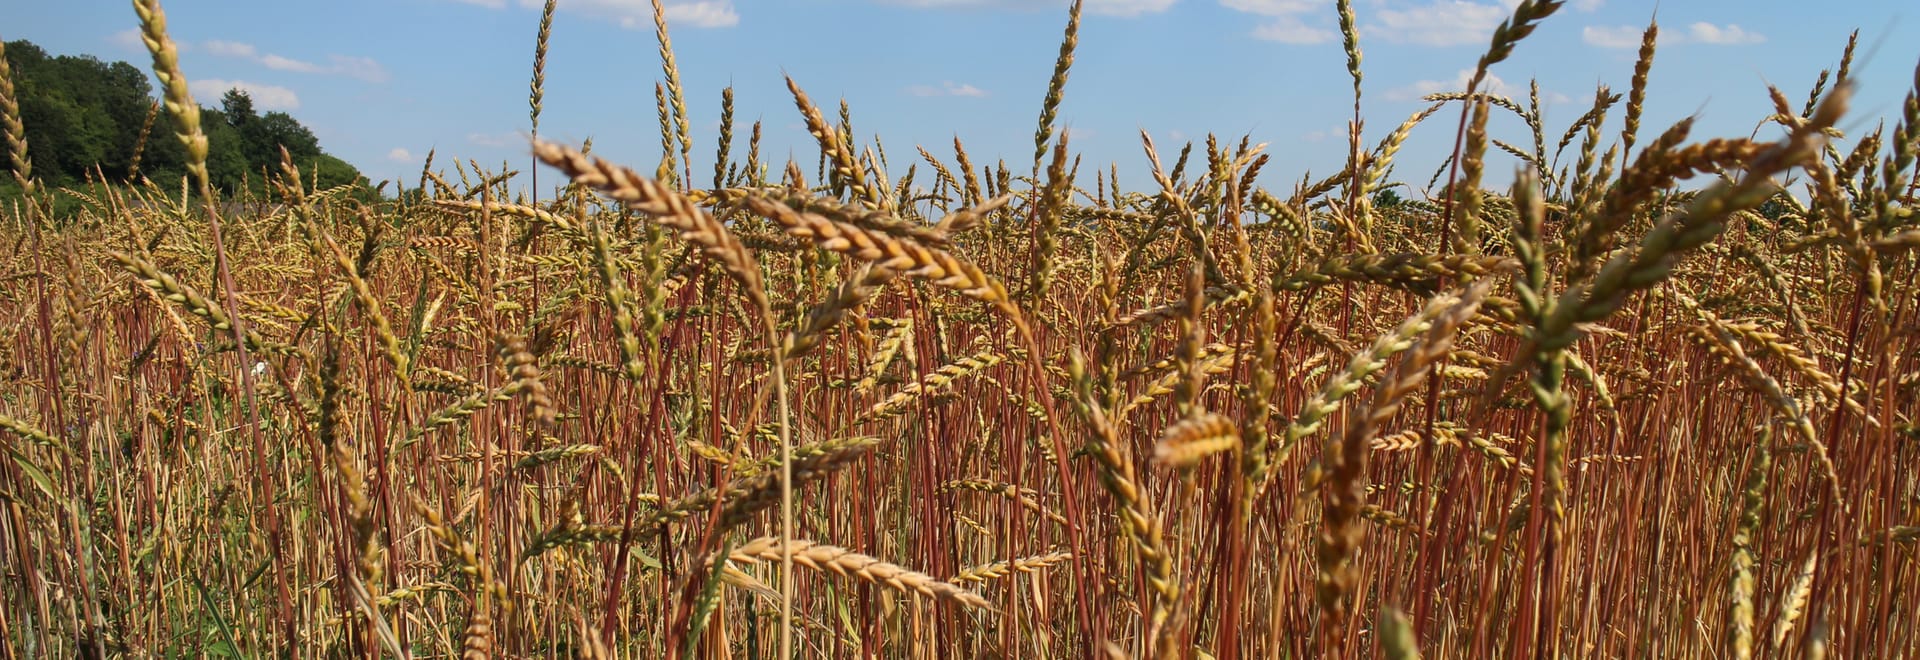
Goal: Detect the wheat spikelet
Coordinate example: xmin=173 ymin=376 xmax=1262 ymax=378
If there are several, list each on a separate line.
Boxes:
xmin=1031 ymin=0 xmax=1081 ymax=172
xmin=1154 ymin=413 xmax=1239 ymax=469
xmin=785 ymin=76 xmax=881 ymax=208
xmin=0 ymin=413 xmax=64 ymax=453
xmin=460 ymin=608 xmax=494 ymax=660
xmin=939 ymin=478 xmax=1070 ymax=526
xmin=1620 ymin=19 xmax=1658 ymax=158
xmin=950 ymin=550 xmax=1074 ymax=584
xmin=0 ymin=39 xmax=31 ymax=194
xmin=1537 ymin=85 xmax=1847 ymax=355
xmin=407 ymin=382 xmax=522 ymax=444
xmin=1317 ymin=279 xmax=1490 ymax=640
xmin=1118 ymin=349 xmax=1236 ymax=420
xmin=742 ymin=195 xmax=1011 ymax=314
xmin=1380 ymin=606 xmax=1423 ymax=659
xmin=727 ymin=537 xmax=994 ymax=611
xmin=320 ymin=229 xmax=410 ymax=385
xmin=132 ymin=0 xmax=210 ymax=193
xmin=514 ymin=435 xmax=884 ymax=560
xmin=855 ymin=318 xmax=912 ymax=393
xmin=1273 ymin=285 xmax=1468 ymax=488
xmin=1067 ymin=348 xmax=1180 ymax=655
xmin=1120 ymin=342 xmax=1234 ymax=382
xmin=1276 ymin=253 xmax=1512 ymax=293
xmin=497 ymin=333 xmax=555 ymax=428
xmin=858 ymin=350 xmax=1001 ymax=423
xmin=786 ymin=262 xmax=899 ymax=360
xmin=1679 ymin=294 xmax=1841 ymax=502
xmin=107 ymin=250 xmax=293 ymax=356
xmin=1451 ymin=95 xmax=1490 ymax=255
xmin=435 ymin=199 xmax=590 ymax=246
xmin=533 ymin=139 xmax=769 ymax=314
xmin=1729 ymin=436 xmax=1769 ymax=660
xmin=1771 ymin=551 xmax=1819 ymax=651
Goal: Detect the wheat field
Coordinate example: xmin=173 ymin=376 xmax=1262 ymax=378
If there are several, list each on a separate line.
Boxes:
xmin=0 ymin=0 xmax=1916 ymax=657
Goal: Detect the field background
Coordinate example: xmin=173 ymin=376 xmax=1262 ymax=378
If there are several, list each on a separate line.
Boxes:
xmin=0 ymin=0 xmax=1915 ymax=657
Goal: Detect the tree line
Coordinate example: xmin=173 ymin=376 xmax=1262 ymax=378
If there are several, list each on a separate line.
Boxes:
xmin=2 ymin=38 xmax=366 ymax=199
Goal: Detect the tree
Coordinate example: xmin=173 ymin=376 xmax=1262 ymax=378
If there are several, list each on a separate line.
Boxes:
xmin=221 ymin=88 xmax=256 ymax=127
xmin=1372 ymin=187 xmax=1405 ymax=208
xmin=257 ymin=111 xmax=320 ymax=163
xmin=2 ymin=39 xmax=365 ymax=202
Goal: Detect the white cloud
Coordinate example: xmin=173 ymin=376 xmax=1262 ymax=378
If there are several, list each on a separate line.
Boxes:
xmin=1370 ymin=1 xmax=1510 ymax=47
xmin=662 ymin=1 xmax=741 ymax=27
xmin=874 ymin=0 xmax=1174 ymax=17
xmin=261 ymin=54 xmax=325 ymax=74
xmin=190 ymin=79 xmax=301 ymax=110
xmin=201 ymin=40 xmax=390 ymax=83
xmin=1220 ymin=0 xmax=1315 ymax=15
xmin=1580 ymin=25 xmax=1644 ymax=49
xmin=1086 ymin=0 xmax=1177 ymax=17
xmin=1570 ymin=0 xmax=1604 ymax=10
xmin=1583 ymin=21 xmax=1764 ymax=49
xmin=1220 ymin=0 xmax=1332 ymax=44
xmin=905 ymin=81 xmax=990 ymax=97
xmin=388 ymin=148 xmax=416 ymax=162
xmin=1686 ymin=22 xmax=1764 ymax=45
xmin=203 ymin=40 xmax=258 ymax=58
xmin=325 ymin=56 xmax=391 ymax=83
xmin=108 ymin=28 xmax=146 ymax=51
xmin=1061 ymin=126 xmax=1096 ymax=140
xmin=483 ymin=0 xmax=739 ymax=29
xmin=1253 ymin=15 xmax=1335 ymax=44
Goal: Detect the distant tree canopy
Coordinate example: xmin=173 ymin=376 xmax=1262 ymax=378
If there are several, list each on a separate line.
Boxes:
xmin=2 ymin=39 xmax=366 ymax=196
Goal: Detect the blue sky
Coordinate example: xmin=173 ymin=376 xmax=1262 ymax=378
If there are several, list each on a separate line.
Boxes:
xmin=10 ymin=0 xmax=1918 ymax=197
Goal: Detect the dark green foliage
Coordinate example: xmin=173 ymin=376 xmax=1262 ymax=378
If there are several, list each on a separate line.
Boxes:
xmin=1 ymin=38 xmax=364 ymax=199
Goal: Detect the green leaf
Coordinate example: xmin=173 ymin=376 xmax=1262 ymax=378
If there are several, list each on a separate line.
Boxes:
xmin=6 ymin=448 xmax=56 ymax=501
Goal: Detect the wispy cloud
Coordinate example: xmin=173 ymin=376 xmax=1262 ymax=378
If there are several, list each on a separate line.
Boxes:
xmin=107 ymin=28 xmax=147 ymax=51
xmin=905 ymin=81 xmax=990 ymax=98
xmin=1252 ymin=15 xmax=1334 ymax=44
xmin=1369 ymin=1 xmax=1509 ymax=47
xmin=1683 ymin=22 xmax=1765 ymax=45
xmin=387 ymin=148 xmax=416 ymax=162
xmin=202 ymin=40 xmax=390 ymax=83
xmin=467 ymin=132 xmax=522 ymax=147
xmin=1220 ymin=0 xmax=1330 ymax=43
xmin=1384 ymin=68 xmax=1513 ymax=102
xmin=190 ymin=79 xmax=301 ymax=110
xmin=1580 ymin=25 xmax=1645 ymax=49
xmin=458 ymin=0 xmax=740 ymax=29
xmin=1087 ymin=0 xmax=1177 ymax=16
xmin=1583 ymin=21 xmax=1765 ymax=48
xmin=1219 ymin=0 xmax=1314 ymax=14
xmin=875 ymin=0 xmax=1175 ymax=17
xmin=1228 ymin=0 xmax=1607 ymax=47
xmin=203 ymin=39 xmax=259 ymax=58
xmin=656 ymin=1 xmax=741 ymax=28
